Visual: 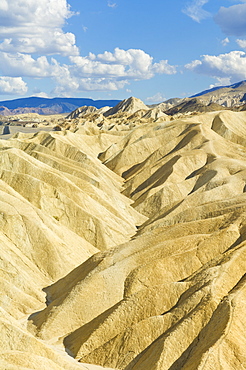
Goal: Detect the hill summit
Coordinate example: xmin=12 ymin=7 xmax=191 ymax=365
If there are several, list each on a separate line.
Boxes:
xmin=103 ymin=97 xmax=149 ymax=116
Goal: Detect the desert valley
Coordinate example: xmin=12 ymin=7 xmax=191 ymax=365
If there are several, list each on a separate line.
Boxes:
xmin=1 ymin=82 xmax=246 ymax=369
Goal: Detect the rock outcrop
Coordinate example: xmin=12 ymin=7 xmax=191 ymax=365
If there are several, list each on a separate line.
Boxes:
xmin=191 ymin=80 xmax=246 ymax=107
xmin=165 ymin=98 xmax=227 ymax=116
xmin=103 ymin=97 xmax=149 ymax=117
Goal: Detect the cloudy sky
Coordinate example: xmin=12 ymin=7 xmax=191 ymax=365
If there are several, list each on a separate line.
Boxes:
xmin=0 ymin=0 xmax=246 ymax=103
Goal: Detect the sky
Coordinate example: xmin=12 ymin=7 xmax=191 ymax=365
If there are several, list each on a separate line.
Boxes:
xmin=1 ymin=0 xmax=246 ymax=103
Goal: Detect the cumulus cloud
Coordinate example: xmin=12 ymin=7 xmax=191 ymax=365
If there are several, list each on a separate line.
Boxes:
xmin=214 ymin=3 xmax=246 ymax=36
xmin=221 ymin=37 xmax=230 ymax=46
xmin=152 ymin=60 xmax=176 ymax=75
xmin=0 ymin=52 xmax=52 ymax=77
xmin=0 ymin=76 xmax=27 ymax=95
xmin=0 ymin=0 xmax=79 ymax=56
xmin=237 ymin=39 xmax=246 ymax=49
xmin=209 ymin=77 xmax=232 ymax=89
xmin=185 ymin=50 xmax=246 ymax=83
xmin=146 ymin=92 xmax=166 ymax=103
xmin=70 ymin=48 xmax=176 ymax=80
xmin=183 ymin=0 xmax=211 ymax=22
xmin=0 ymin=47 xmax=176 ymax=95
xmin=52 ymin=77 xmax=128 ymax=96
xmin=0 ymin=2 xmax=178 ymax=96
xmin=56 ymin=48 xmax=176 ymax=94
xmin=31 ymin=89 xmax=50 ymax=98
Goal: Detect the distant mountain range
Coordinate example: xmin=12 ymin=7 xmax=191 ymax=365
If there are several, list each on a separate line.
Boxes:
xmin=162 ymin=80 xmax=246 ymax=116
xmin=1 ymin=80 xmax=246 ymax=117
xmin=189 ymin=80 xmax=246 ymax=108
xmin=0 ymin=97 xmax=121 ymax=116
xmin=191 ymin=80 xmax=246 ymax=98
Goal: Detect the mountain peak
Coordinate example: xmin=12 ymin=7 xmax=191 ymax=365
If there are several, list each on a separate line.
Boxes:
xmin=104 ymin=96 xmax=148 ymax=117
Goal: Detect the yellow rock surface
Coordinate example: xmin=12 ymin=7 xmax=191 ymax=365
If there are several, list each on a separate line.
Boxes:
xmin=1 ymin=109 xmax=246 ymax=369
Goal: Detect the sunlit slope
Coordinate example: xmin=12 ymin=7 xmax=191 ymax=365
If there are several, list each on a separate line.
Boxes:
xmin=0 ymin=128 xmax=144 ymax=370
xmin=0 ymin=130 xmax=143 ymax=252
xmin=30 ymin=110 xmax=246 ymax=369
xmin=1 ymin=109 xmax=246 ymax=369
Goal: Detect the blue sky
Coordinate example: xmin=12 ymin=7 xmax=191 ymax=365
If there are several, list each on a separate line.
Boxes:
xmin=1 ymin=0 xmax=246 ymax=103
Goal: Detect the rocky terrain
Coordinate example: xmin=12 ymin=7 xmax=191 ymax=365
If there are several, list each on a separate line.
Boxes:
xmin=164 ymin=98 xmax=227 ymax=116
xmin=1 ymin=93 xmax=246 ymax=369
xmin=192 ymin=80 xmax=246 ymax=107
xmin=1 ymin=79 xmax=246 ymax=118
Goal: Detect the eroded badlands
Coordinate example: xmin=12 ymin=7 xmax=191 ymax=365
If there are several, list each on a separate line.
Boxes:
xmin=1 ymin=106 xmax=246 ymax=369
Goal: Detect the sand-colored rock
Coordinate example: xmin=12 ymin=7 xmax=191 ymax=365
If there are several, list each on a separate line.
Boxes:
xmin=195 ymin=80 xmax=246 ymax=107
xmin=165 ymin=97 xmax=227 ymax=116
xmin=1 ymin=108 xmax=246 ymax=369
xmin=103 ymin=97 xmax=149 ymax=117
xmin=60 ymin=97 xmax=171 ymax=133
xmin=67 ymin=106 xmax=99 ymax=120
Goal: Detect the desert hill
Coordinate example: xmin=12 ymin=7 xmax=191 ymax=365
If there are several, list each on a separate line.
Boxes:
xmin=1 ymin=79 xmax=246 ymax=118
xmin=148 ymin=97 xmax=183 ymax=110
xmin=1 ymin=103 xmax=246 ymax=369
xmin=63 ymin=97 xmax=169 ymax=132
xmin=103 ymin=97 xmax=149 ymax=117
xmin=191 ymin=80 xmax=246 ymax=107
xmin=64 ymin=80 xmax=246 ymax=125
xmin=149 ymin=80 xmax=246 ymax=114
xmin=165 ymin=97 xmax=227 ymax=116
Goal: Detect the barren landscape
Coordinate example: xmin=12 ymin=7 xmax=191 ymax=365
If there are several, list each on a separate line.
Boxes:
xmin=1 ymin=90 xmax=246 ymax=369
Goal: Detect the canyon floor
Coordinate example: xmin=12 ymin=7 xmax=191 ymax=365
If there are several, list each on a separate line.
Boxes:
xmin=1 ymin=106 xmax=246 ymax=369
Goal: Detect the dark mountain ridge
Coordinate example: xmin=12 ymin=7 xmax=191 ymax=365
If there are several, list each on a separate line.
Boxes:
xmin=0 ymin=97 xmax=121 ymax=115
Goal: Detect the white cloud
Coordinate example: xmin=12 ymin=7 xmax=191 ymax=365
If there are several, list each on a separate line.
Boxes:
xmin=221 ymin=37 xmax=230 ymax=46
xmin=60 ymin=48 xmax=176 ymax=94
xmin=209 ymin=77 xmax=233 ymax=89
xmin=0 ymin=0 xmax=79 ymax=56
xmin=146 ymin=92 xmax=166 ymax=103
xmin=32 ymin=92 xmax=50 ymax=98
xmin=31 ymin=88 xmax=50 ymax=98
xmin=52 ymin=77 xmax=128 ymax=96
xmin=0 ymin=52 xmax=52 ymax=77
xmin=0 ymin=76 xmax=27 ymax=95
xmin=70 ymin=55 xmax=126 ymax=77
xmin=214 ymin=3 xmax=246 ymax=36
xmin=108 ymin=2 xmax=117 ymax=8
xmin=185 ymin=50 xmax=246 ymax=83
xmin=0 ymin=47 xmax=176 ymax=95
xmin=183 ymin=0 xmax=211 ymax=22
xmin=185 ymin=59 xmax=202 ymax=69
xmin=70 ymin=48 xmax=176 ymax=81
xmin=152 ymin=60 xmax=177 ymax=75
xmin=237 ymin=39 xmax=246 ymax=49
xmin=0 ymin=2 xmax=178 ymax=96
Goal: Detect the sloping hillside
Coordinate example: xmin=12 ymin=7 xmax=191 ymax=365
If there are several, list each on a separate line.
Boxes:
xmin=1 ymin=109 xmax=246 ymax=369
xmin=191 ymin=80 xmax=246 ymax=107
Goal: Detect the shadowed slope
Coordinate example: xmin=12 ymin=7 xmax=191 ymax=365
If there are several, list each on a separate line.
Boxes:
xmin=2 ymin=109 xmax=246 ymax=369
xmin=0 ymin=128 xmax=145 ymax=370
xmin=25 ymin=110 xmax=246 ymax=370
